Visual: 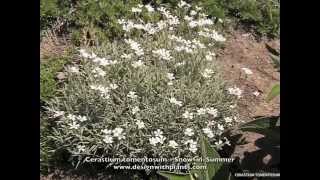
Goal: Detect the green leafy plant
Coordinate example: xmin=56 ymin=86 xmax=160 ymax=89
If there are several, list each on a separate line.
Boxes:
xmin=41 ymin=3 xmax=239 ymax=172
xmin=40 ymin=56 xmax=70 ymax=101
xmin=265 ymin=43 xmax=280 ymax=102
xmin=267 ymin=84 xmax=280 ymax=102
xmin=198 ymin=0 xmax=280 ymax=38
xmin=157 ymin=135 xmax=230 ymax=180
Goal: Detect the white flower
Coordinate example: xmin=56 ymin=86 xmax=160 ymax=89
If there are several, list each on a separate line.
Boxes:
xmin=144 ymin=4 xmax=154 ymax=12
xmin=198 ymin=29 xmax=226 ymax=42
xmin=132 ymin=106 xmax=140 ymax=115
xmin=167 ymin=73 xmax=175 ymax=81
xmin=206 ymin=132 xmax=214 ymax=138
xmin=77 ymin=145 xmax=86 ymax=153
xmin=113 ymin=127 xmax=125 ymax=140
xmin=92 ymin=67 xmax=106 ymax=77
xmin=206 ymin=107 xmax=218 ymax=117
xmin=203 ymin=128 xmax=214 ymax=138
xmin=215 ymin=139 xmax=224 ymax=150
xmin=241 ymin=67 xmax=253 ymax=75
xmin=183 ymin=111 xmax=193 ymax=119
xmin=184 ymin=16 xmax=193 ymax=21
xmin=154 ymin=129 xmax=163 ymax=137
xmin=205 ymin=55 xmax=212 ymax=61
xmin=167 ymin=81 xmax=173 ymax=86
xmin=205 ymin=52 xmax=216 ymax=61
xmin=68 ymin=121 xmax=80 ymax=130
xmin=92 ymin=57 xmax=103 ymax=63
xmin=175 ymin=61 xmax=185 ymax=67
xmin=201 ymin=68 xmax=214 ymax=78
xmin=77 ymin=115 xmax=87 ymax=122
xmin=188 ymin=18 xmax=214 ymax=28
xmin=68 ymin=66 xmax=80 ymax=73
xmin=90 ymin=85 xmax=110 ymax=98
xmin=196 ymin=108 xmax=207 ymax=115
xmin=224 ymin=117 xmax=233 ymax=123
xmin=224 ymin=137 xmax=231 ymax=146
xmin=98 ymin=58 xmax=117 ymax=66
xmin=192 ymin=39 xmax=206 ymax=49
xmin=178 ymin=0 xmax=190 ymax=8
xmin=158 ymin=136 xmax=166 ymax=144
xmin=89 ymin=52 xmax=97 ymax=59
xmin=158 ymin=7 xmax=180 ymax=26
xmin=103 ymin=135 xmax=113 ymax=144
xmin=121 ymin=53 xmax=132 ymax=59
xmin=253 ymin=91 xmax=260 ymax=97
xmin=217 ymin=124 xmax=224 ymax=131
xmin=190 ymin=10 xmax=197 ymax=16
xmin=149 ymin=137 xmax=158 ymax=146
xmin=187 ymin=140 xmax=197 ymax=153
xmin=131 ymin=7 xmax=142 ymax=13
xmin=125 ymin=39 xmax=144 ymax=56
xmin=149 ymin=133 xmax=166 ymax=146
xmin=175 ymin=46 xmax=193 ymax=53
xmin=132 ymin=60 xmax=145 ymax=68
xmin=156 ymin=20 xmax=167 ymax=30
xmin=153 ymin=49 xmax=172 ymax=61
xmin=184 ymin=128 xmax=194 ymax=136
xmin=228 ymin=87 xmax=243 ymax=98
xmin=109 ymin=83 xmax=118 ymax=90
xmin=127 ymin=91 xmax=138 ymax=99
xmin=90 ymin=84 xmax=98 ymax=90
xmin=119 ymin=19 xmax=135 ymax=32
xmin=79 ymin=49 xmax=91 ymax=58
xmin=52 ymin=110 xmax=65 ymax=118
xmin=136 ymin=120 xmax=145 ymax=129
xmin=169 ymin=97 xmax=183 ymax=107
xmin=67 ymin=114 xmax=77 ymax=121
xmin=102 ymin=129 xmax=112 ymax=135
xmin=195 ymin=6 xmax=202 ymax=11
xmin=168 ymin=140 xmax=178 ymax=149
xmin=79 ymin=49 xmax=96 ymax=59
xmin=230 ymin=104 xmax=236 ymax=109
xmin=112 ymin=127 xmax=123 ymax=137
xmin=207 ymin=120 xmax=215 ymax=127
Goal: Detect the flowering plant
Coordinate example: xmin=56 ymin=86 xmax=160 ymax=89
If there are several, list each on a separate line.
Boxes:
xmin=44 ymin=1 xmax=241 ymax=168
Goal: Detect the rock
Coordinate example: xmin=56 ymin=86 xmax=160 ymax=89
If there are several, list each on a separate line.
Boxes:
xmin=56 ymin=72 xmax=66 ymax=80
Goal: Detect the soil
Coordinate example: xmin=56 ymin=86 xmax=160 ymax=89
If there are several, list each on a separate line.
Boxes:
xmin=216 ymin=29 xmax=280 ymax=179
xmin=216 ymin=29 xmax=280 ymax=121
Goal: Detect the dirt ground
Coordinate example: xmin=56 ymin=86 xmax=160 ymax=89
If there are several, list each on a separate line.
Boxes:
xmin=217 ymin=29 xmax=280 ymax=121
xmin=216 ymin=29 xmax=280 ymax=176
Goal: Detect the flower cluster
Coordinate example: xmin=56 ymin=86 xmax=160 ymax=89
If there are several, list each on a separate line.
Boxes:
xmin=125 ymin=39 xmax=144 ymax=56
xmin=149 ymin=129 xmax=166 ymax=146
xmin=46 ymin=1 xmax=238 ymax=162
xmin=201 ymin=68 xmax=214 ymax=78
xmin=66 ymin=114 xmax=88 ymax=130
xmin=228 ymin=86 xmax=243 ymax=98
xmin=102 ymin=127 xmax=126 ymax=144
xmin=199 ymin=28 xmax=226 ymax=42
xmin=169 ymin=35 xmax=205 ymax=54
xmin=152 ymin=49 xmax=173 ymax=61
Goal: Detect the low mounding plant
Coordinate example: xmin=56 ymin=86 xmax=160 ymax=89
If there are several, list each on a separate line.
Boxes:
xmin=198 ymin=0 xmax=280 ymax=38
xmin=43 ymin=1 xmax=241 ymax=169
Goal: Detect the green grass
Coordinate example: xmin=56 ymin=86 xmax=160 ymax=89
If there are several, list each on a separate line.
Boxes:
xmin=40 ymin=0 xmax=280 ymax=41
xmin=40 ymin=56 xmax=70 ymax=101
